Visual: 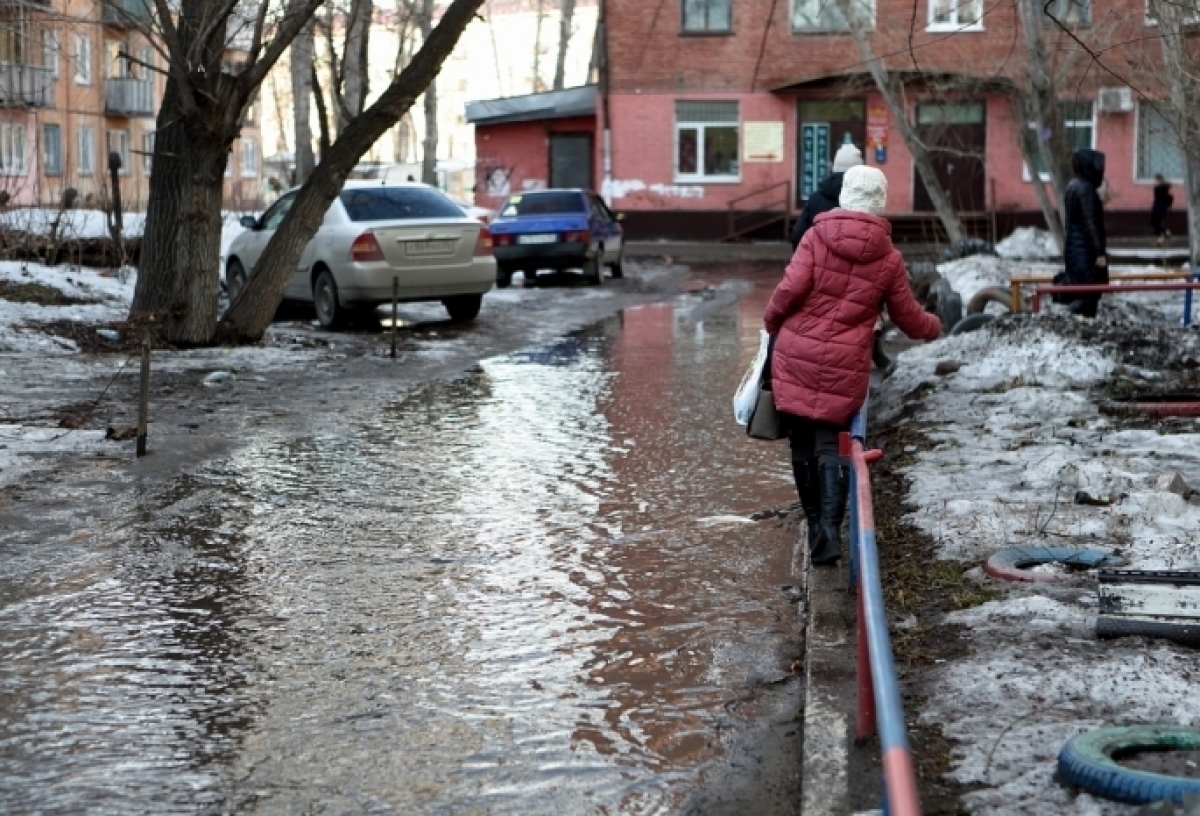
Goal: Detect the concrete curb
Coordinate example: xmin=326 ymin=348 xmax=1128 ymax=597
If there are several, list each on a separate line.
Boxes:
xmin=801 ymin=553 xmax=882 ymax=815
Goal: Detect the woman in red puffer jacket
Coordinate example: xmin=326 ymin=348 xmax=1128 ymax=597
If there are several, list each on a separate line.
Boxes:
xmin=764 ymin=165 xmax=941 ymax=567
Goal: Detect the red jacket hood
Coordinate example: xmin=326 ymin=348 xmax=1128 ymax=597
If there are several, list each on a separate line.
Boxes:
xmin=810 ymin=210 xmax=894 ymax=265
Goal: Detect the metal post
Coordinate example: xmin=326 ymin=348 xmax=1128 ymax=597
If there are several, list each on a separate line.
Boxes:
xmin=136 ymin=332 xmax=150 ymax=457
xmin=1184 ymin=267 xmax=1197 ymax=327
xmin=391 ymin=276 xmax=399 ymax=358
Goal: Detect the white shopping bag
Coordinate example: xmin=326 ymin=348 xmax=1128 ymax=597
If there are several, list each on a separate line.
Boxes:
xmin=733 ymin=329 xmax=771 ymax=426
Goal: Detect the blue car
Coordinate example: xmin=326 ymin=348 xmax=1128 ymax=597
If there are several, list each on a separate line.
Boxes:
xmin=488 ymin=189 xmax=624 ymax=288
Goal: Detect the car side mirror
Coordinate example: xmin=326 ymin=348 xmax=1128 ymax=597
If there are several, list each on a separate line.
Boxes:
xmin=239 ymin=215 xmax=258 ymax=229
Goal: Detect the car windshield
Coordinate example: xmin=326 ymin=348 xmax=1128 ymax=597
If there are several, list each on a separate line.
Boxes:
xmin=500 ymin=192 xmax=585 ymax=217
xmin=339 ymin=187 xmax=465 ymax=222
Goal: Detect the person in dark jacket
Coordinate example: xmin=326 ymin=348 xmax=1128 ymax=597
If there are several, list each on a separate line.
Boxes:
xmin=1151 ymin=173 xmax=1173 ymax=243
xmin=789 ymin=143 xmax=864 ymax=250
xmin=1060 ymin=148 xmax=1108 ymax=318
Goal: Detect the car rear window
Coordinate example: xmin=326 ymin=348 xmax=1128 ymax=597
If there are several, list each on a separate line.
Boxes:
xmin=500 ymin=192 xmax=586 ymax=217
xmin=339 ymin=187 xmax=465 ymax=222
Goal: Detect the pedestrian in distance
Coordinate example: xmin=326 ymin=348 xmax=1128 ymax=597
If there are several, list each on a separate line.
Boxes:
xmin=789 ymin=142 xmax=863 ymax=250
xmin=1151 ymin=173 xmax=1173 ymax=244
xmin=764 ymin=166 xmax=942 ymax=567
xmin=1058 ymin=148 xmax=1109 ymax=318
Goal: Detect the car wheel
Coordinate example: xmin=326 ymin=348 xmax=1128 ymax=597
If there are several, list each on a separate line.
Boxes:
xmin=443 ymin=293 xmax=483 ymax=322
xmin=585 ymin=254 xmax=603 ymax=286
xmin=312 ymin=268 xmax=347 ymax=330
xmin=496 ymin=265 xmax=513 ymax=289
xmin=609 ymin=246 xmax=625 ymax=279
xmin=523 ymin=270 xmax=538 ymax=287
xmin=226 ymin=259 xmax=247 ymax=301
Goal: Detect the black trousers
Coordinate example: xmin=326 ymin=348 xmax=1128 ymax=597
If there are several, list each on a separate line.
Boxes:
xmin=785 ymin=414 xmax=846 ymax=467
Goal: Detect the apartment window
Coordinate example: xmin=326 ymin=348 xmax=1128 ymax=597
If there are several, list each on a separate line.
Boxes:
xmin=1043 ymin=0 xmax=1091 ymax=25
xmin=142 ymin=130 xmax=154 ymax=175
xmin=138 ymin=46 xmax=153 ymax=81
xmin=682 ymin=0 xmax=732 ymax=32
xmin=74 ymin=34 xmax=91 ymax=85
xmin=43 ymin=29 xmax=58 ymax=77
xmin=1026 ymin=100 xmax=1094 ymax=179
xmin=928 ymin=0 xmax=983 ymax=29
xmin=791 ymin=0 xmax=875 ymax=29
xmin=1137 ymin=101 xmax=1184 ymax=180
xmin=77 ymin=125 xmax=94 ymax=175
xmin=0 ymin=123 xmax=24 ymax=175
xmin=675 ymin=100 xmax=739 ymax=181
xmin=0 ymin=26 xmax=23 ymax=63
xmin=241 ymin=137 xmax=258 ymax=177
xmin=43 ymin=124 xmax=61 ymax=175
xmin=107 ymin=130 xmax=130 ymax=175
xmin=106 ymin=40 xmax=131 ymax=79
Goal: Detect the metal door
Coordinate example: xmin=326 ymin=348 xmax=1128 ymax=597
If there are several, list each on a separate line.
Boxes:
xmin=549 ymin=133 xmax=593 ymax=189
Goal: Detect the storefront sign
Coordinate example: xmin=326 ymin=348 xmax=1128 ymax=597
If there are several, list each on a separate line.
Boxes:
xmin=743 ymin=122 xmax=785 ymax=163
xmin=801 ymin=123 xmax=830 ymax=198
xmin=867 ymin=104 xmax=890 ymax=164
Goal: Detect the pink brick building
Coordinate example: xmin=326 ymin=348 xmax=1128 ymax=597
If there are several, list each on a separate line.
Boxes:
xmin=473 ymin=0 xmax=1181 ymax=241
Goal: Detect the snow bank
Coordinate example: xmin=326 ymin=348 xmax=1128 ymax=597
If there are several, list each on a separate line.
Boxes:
xmin=996 ymin=227 xmax=1061 ymax=261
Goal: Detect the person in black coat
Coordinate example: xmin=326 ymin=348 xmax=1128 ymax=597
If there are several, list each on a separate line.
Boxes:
xmin=1060 ymin=148 xmax=1108 ymax=318
xmin=1151 ymin=173 xmax=1173 ymax=243
xmin=789 ymin=142 xmax=863 ymax=250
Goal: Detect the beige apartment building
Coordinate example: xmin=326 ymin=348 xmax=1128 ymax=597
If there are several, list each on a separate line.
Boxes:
xmin=0 ymin=0 xmax=261 ymax=210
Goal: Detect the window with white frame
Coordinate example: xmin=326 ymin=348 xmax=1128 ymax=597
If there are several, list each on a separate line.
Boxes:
xmin=43 ymin=123 xmax=61 ymax=175
xmin=138 ymin=45 xmax=153 ymax=81
xmin=682 ymin=0 xmax=733 ymax=32
xmin=43 ymin=29 xmax=58 ymax=77
xmin=73 ymin=34 xmax=91 ymax=84
xmin=142 ymin=130 xmax=154 ymax=175
xmin=791 ymin=0 xmax=875 ymax=30
xmin=107 ymin=130 xmax=130 ymax=175
xmin=928 ymin=0 xmax=983 ymax=29
xmin=1026 ymin=100 xmax=1094 ymax=179
xmin=1043 ymin=0 xmax=1091 ymax=25
xmin=106 ymin=40 xmax=131 ymax=79
xmin=675 ymin=100 xmax=739 ymax=181
xmin=1137 ymin=100 xmax=1184 ymax=180
xmin=0 ymin=123 xmax=25 ymax=175
xmin=241 ymin=137 xmax=258 ymax=177
xmin=77 ymin=125 xmax=94 ymax=175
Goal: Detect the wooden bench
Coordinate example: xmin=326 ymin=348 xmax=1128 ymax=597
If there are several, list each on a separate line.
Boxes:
xmin=1010 ymin=270 xmax=1194 ymax=312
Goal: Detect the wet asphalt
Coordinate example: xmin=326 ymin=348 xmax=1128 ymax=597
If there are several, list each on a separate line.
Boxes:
xmin=0 ymin=263 xmax=807 ymax=814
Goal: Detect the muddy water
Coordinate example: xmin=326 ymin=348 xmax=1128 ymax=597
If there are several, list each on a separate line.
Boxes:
xmin=0 ymin=267 xmax=805 ymax=813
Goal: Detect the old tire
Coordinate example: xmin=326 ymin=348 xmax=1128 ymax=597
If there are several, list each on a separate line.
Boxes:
xmin=226 ymin=258 xmax=247 ymax=302
xmin=1059 ymin=726 xmax=1200 ymax=805
xmin=496 ymin=265 xmax=513 ymax=289
xmin=610 ymin=246 xmax=625 ymax=279
xmin=940 ymin=237 xmax=996 ymax=262
xmin=984 ymin=546 xmax=1125 ymax=583
xmin=950 ymin=313 xmax=997 ymax=335
xmin=313 ymin=268 xmax=347 ymax=330
xmin=443 ymin=293 xmax=482 ymax=322
xmin=967 ymin=285 xmax=1015 ymax=315
xmin=929 ymin=279 xmax=963 ymax=334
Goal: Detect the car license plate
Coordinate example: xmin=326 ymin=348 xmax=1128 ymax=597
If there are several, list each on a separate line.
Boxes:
xmin=404 ymin=239 xmax=456 ymax=255
xmin=517 ymin=234 xmax=556 ymax=244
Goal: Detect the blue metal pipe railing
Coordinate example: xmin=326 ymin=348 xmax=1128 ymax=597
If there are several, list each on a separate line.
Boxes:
xmin=840 ymin=397 xmax=921 ymax=816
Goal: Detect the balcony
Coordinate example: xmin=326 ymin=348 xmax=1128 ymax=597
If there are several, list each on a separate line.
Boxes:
xmin=102 ymin=0 xmax=152 ymax=27
xmin=0 ymin=64 xmax=53 ymax=108
xmin=104 ymin=78 xmax=154 ymax=116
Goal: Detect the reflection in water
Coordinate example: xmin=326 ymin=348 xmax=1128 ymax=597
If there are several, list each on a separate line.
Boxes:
xmin=0 ymin=267 xmax=802 ymax=814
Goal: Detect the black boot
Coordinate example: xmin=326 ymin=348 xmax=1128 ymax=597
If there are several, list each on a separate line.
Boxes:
xmin=812 ymin=463 xmax=849 ymax=566
xmin=791 ymin=457 xmax=821 ymax=553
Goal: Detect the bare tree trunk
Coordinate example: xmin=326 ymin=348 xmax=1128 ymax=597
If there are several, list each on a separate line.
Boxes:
xmin=833 ymin=0 xmax=965 ymax=243
xmin=1014 ymin=93 xmax=1064 ymax=249
xmin=532 ymin=0 xmax=546 ymax=93
xmin=291 ymin=24 xmax=316 ymax=184
xmin=312 ymin=64 xmax=333 ymax=159
xmin=1151 ymin=0 xmax=1200 ymax=269
xmin=419 ymin=0 xmax=437 ymax=185
xmin=1016 ymin=0 xmax=1069 ymax=210
xmin=219 ymin=0 xmax=486 ymax=342
xmin=340 ymin=0 xmax=373 ymax=133
xmin=552 ymin=0 xmax=576 ymax=90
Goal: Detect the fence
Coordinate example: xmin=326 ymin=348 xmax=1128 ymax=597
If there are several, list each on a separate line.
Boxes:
xmin=840 ymin=401 xmax=921 ymax=816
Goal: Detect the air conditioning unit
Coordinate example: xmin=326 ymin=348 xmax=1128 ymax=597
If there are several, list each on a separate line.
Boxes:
xmin=1097 ymin=87 xmax=1134 ymax=114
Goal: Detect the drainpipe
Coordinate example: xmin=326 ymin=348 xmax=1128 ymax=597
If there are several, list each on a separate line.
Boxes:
xmin=598 ymin=0 xmax=612 ymax=202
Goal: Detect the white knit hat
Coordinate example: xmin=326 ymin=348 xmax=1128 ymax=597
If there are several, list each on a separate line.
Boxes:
xmin=839 ymin=165 xmax=887 ymax=215
xmin=832 ymin=143 xmax=864 ymax=173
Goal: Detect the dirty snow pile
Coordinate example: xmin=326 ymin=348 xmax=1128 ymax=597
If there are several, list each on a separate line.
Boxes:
xmin=878 ymin=286 xmax=1200 ymax=814
xmin=0 ymin=261 xmax=133 ymax=353
xmin=996 ymin=227 xmax=1061 ymax=261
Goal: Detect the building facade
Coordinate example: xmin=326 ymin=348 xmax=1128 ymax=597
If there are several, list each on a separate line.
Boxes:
xmin=482 ymin=0 xmax=1174 ymax=239
xmin=0 ymin=0 xmax=261 ymax=211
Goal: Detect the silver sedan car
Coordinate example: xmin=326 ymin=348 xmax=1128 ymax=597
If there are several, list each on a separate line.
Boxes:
xmin=226 ymin=182 xmax=496 ymax=329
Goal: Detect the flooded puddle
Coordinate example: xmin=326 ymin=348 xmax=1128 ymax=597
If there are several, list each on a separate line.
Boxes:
xmin=1 ymin=265 xmax=805 ymax=813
